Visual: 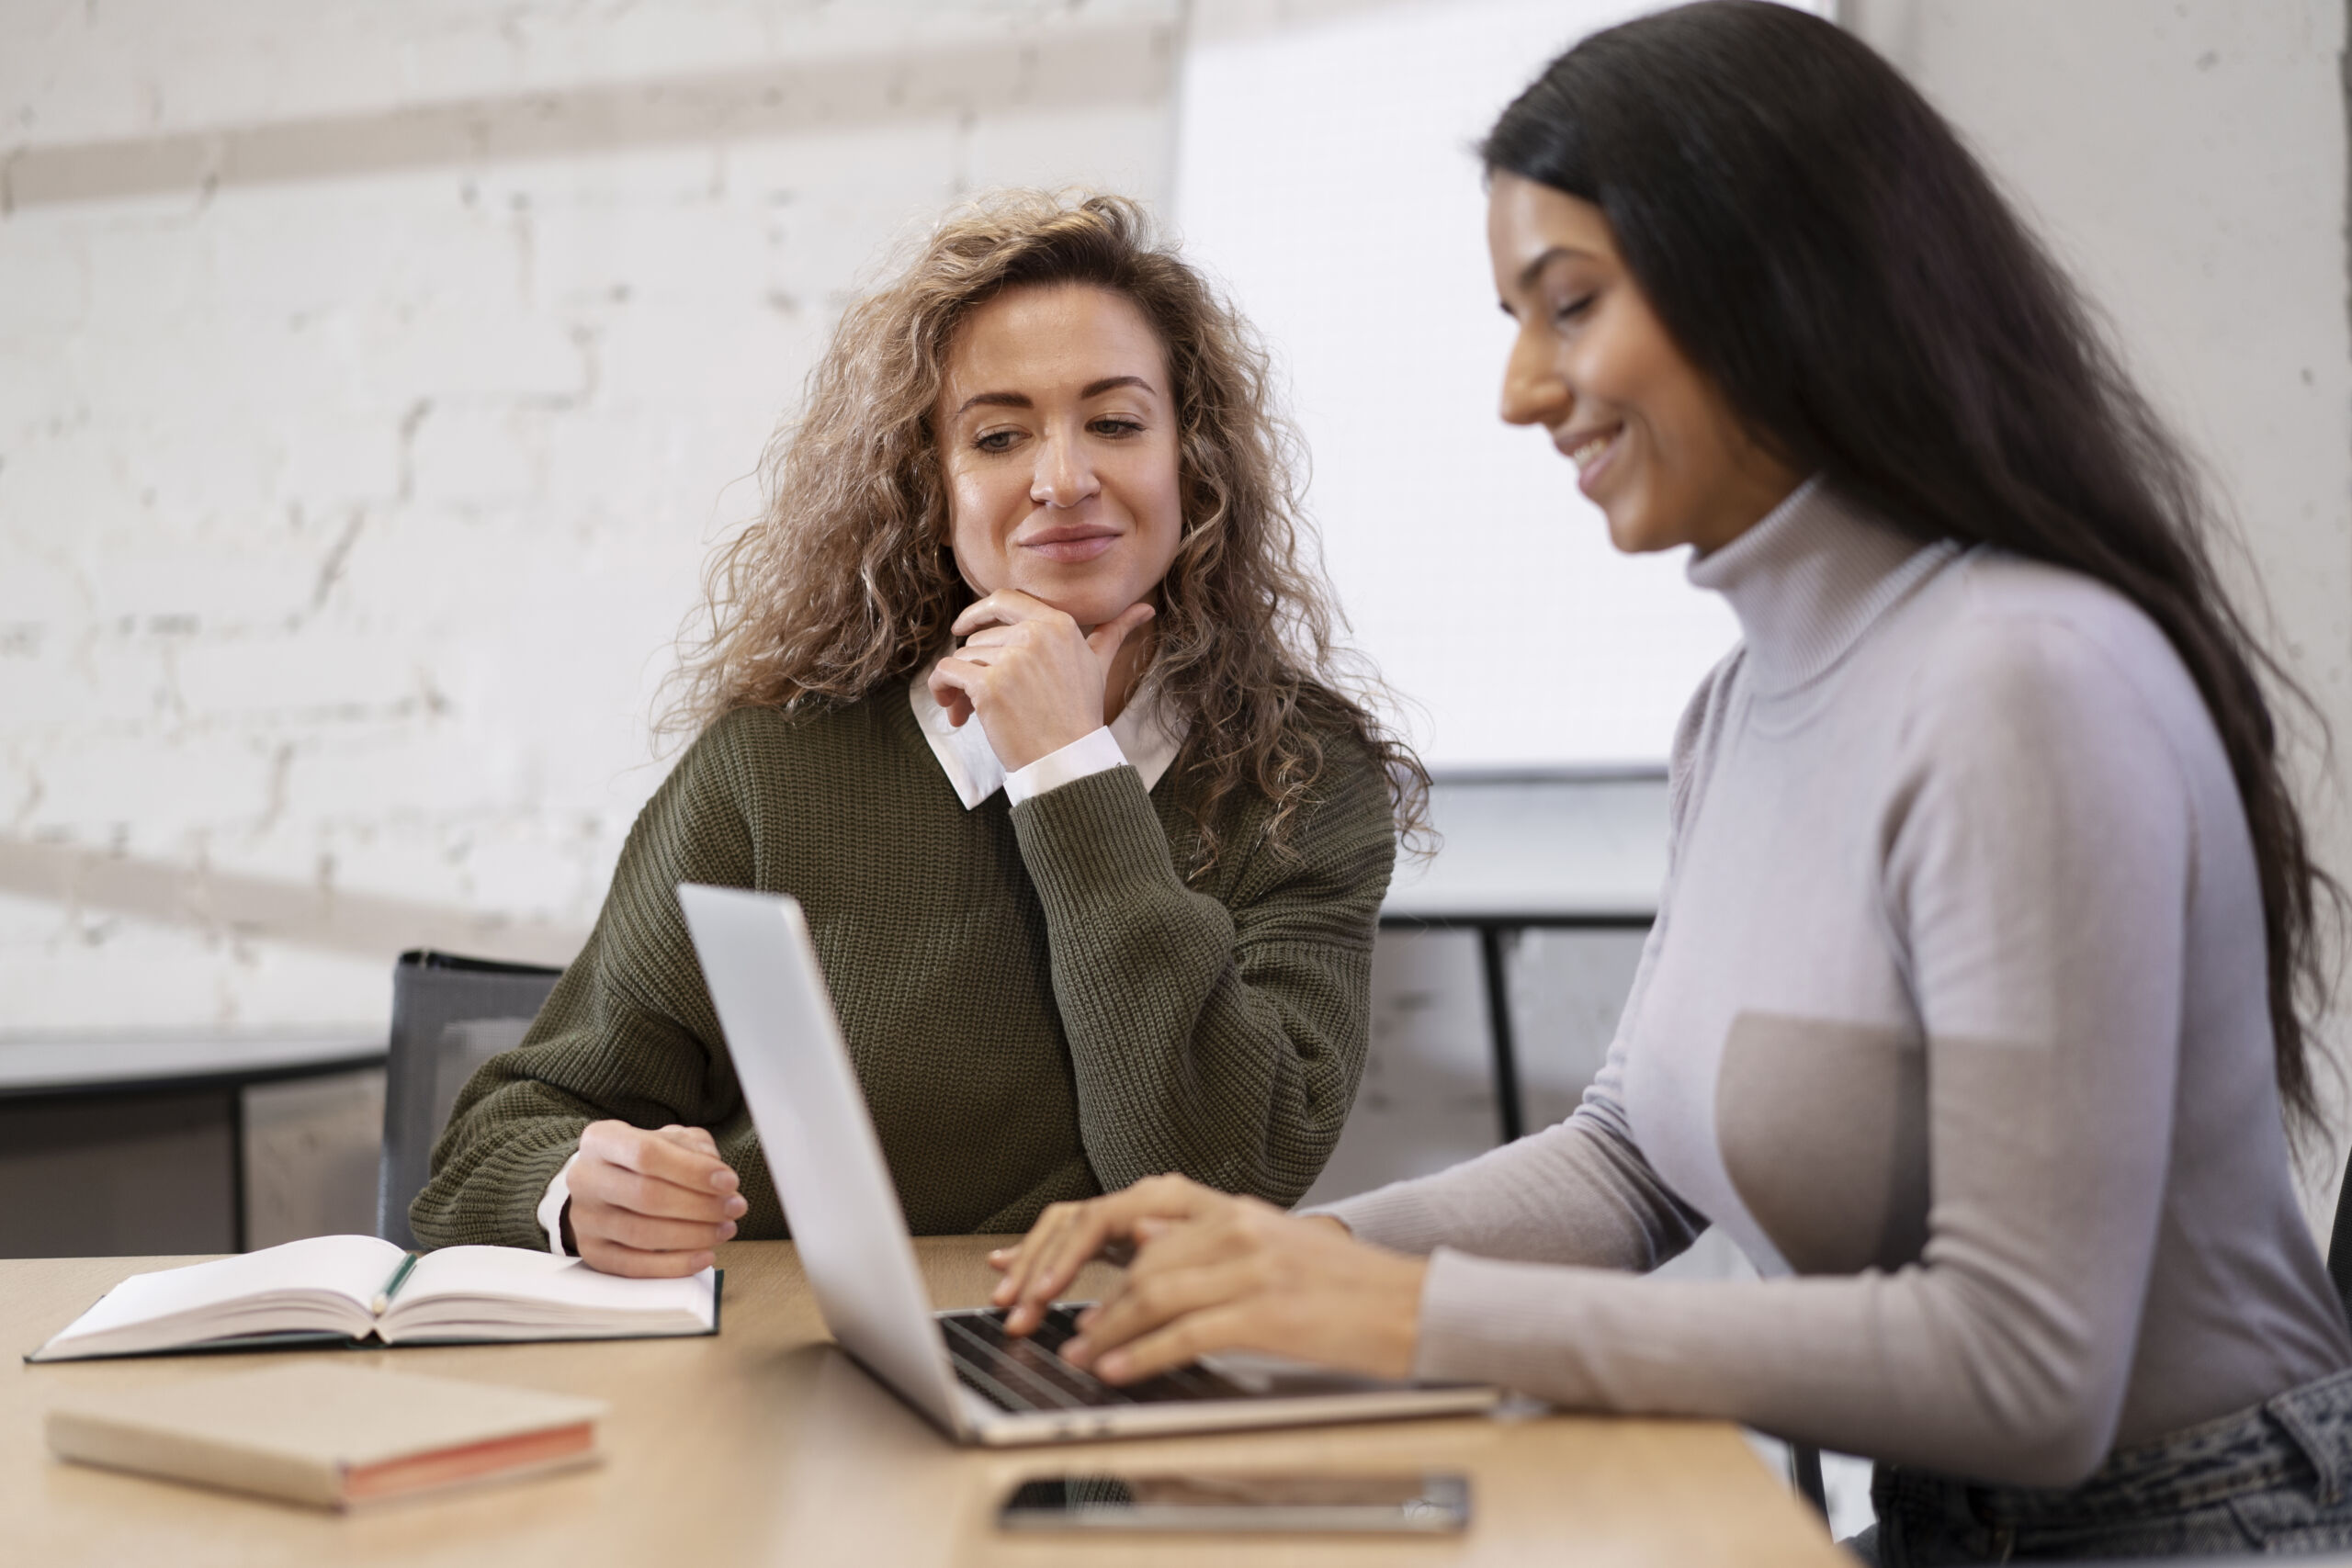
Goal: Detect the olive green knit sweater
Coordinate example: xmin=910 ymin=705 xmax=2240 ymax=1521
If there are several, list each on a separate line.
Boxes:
xmin=411 ymin=689 xmax=1396 ymax=1248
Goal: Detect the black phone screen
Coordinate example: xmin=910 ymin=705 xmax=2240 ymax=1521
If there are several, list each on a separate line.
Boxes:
xmin=998 ymin=1472 xmax=1471 ymax=1533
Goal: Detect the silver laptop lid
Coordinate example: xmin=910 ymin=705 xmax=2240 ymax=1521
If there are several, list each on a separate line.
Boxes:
xmin=675 ymin=882 xmax=969 ymax=1437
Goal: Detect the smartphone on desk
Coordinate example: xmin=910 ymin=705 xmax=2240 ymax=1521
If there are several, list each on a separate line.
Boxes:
xmin=998 ymin=1472 xmax=1470 ymax=1534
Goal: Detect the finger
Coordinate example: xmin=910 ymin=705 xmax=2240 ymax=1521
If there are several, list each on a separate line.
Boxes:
xmin=996 ymin=1208 xmax=1087 ymax=1331
xmin=927 ymin=657 xmax=991 ymax=725
xmin=580 ymin=1235 xmax=718 ymax=1279
xmin=1013 ymin=1179 xmax=1219 ymax=1331
xmin=571 ymin=1152 xmax=746 ymax=1223
xmin=581 ymin=1120 xmax=740 ymax=1194
xmin=1012 ymin=1211 xmax=1124 ymax=1329
xmin=994 ymin=1174 xmax=1213 ymax=1309
xmin=575 ymin=1168 xmax=745 ymax=1224
xmin=952 ymin=590 xmax=1061 ymax=637
xmin=1063 ymin=1257 xmax=1252 ymax=1370
xmin=1084 ymin=602 xmax=1155 ymax=664
xmin=655 ymin=1123 xmax=719 ymax=1156
xmin=1095 ymin=1303 xmax=1260 ymax=1384
xmin=579 ymin=1200 xmax=737 ymax=1254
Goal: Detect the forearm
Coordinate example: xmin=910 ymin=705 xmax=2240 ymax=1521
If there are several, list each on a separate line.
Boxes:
xmin=1011 ymin=766 xmax=1381 ymax=1204
xmin=1314 ymin=1111 xmax=1706 ymax=1270
xmin=412 ymin=1079 xmax=598 ymax=1249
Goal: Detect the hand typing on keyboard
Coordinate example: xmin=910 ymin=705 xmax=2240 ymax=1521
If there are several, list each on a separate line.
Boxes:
xmin=985 ymin=1172 xmax=1427 ymax=1386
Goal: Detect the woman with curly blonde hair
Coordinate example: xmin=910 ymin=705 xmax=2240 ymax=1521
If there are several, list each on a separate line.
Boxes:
xmin=413 ymin=191 xmax=1426 ymax=1278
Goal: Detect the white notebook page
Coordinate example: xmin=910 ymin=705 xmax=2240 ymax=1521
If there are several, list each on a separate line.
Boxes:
xmin=55 ymin=1235 xmax=406 ymax=1342
xmin=398 ymin=1247 xmax=715 ymax=1320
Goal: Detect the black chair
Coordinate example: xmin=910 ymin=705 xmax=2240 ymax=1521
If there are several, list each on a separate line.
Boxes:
xmin=2327 ymin=1157 xmax=2352 ymax=1328
xmin=376 ymin=950 xmax=564 ymax=1249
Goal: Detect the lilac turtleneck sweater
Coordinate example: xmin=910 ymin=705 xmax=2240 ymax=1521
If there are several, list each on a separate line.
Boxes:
xmin=1323 ymin=480 xmax=2350 ymax=1487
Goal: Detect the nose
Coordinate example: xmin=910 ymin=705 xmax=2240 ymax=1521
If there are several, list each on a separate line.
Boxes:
xmin=1498 ymin=325 xmax=1570 ymax=429
xmin=1030 ymin=431 xmax=1102 ymax=509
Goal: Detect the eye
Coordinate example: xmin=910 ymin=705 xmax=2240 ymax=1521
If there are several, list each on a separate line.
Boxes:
xmin=974 ymin=429 xmax=1019 ymax=453
xmin=1555 ymin=292 xmax=1597 ymax=324
xmin=1090 ymin=417 xmax=1145 ymax=438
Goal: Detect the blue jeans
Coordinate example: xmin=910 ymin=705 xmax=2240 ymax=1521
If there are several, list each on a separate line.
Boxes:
xmin=1845 ymin=1367 xmax=2352 ymax=1562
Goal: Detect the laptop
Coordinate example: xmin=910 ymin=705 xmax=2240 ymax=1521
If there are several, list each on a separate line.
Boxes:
xmin=675 ymin=882 xmax=1499 ymax=1446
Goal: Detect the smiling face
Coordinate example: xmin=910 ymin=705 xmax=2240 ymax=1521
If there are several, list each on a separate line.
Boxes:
xmin=1487 ymin=171 xmax=1799 ymax=556
xmin=935 ymin=283 xmax=1185 ymax=626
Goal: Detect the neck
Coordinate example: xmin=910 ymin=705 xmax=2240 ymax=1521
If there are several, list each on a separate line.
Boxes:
xmin=1102 ymin=623 xmax=1157 ymax=725
xmin=1689 ymin=450 xmax=1809 ymax=558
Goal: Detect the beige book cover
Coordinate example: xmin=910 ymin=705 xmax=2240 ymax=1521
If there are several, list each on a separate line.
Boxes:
xmin=45 ymin=1362 xmax=607 ymax=1509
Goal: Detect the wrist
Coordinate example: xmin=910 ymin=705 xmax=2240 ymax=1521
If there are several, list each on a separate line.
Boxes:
xmin=988 ymin=712 xmax=1101 ymax=773
xmin=1381 ymin=1255 xmax=1429 ymax=1381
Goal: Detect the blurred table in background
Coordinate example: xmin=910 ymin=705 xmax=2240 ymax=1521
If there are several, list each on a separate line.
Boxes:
xmin=1379 ymin=773 xmax=1667 ymax=1143
xmin=0 ymin=1032 xmax=384 ymax=1258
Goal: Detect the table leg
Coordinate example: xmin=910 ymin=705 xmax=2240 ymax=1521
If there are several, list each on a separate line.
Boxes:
xmin=1477 ymin=925 xmax=1525 ymax=1145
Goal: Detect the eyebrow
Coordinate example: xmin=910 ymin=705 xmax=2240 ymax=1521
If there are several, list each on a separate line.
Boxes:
xmin=953 ymin=375 xmax=1159 ymax=417
xmin=1514 ymin=244 xmax=1600 ymax=291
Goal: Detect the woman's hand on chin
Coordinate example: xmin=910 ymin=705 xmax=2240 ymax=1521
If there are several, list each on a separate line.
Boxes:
xmin=927 ymin=590 xmax=1154 ymax=772
xmin=986 ymin=1173 xmax=1427 ymax=1384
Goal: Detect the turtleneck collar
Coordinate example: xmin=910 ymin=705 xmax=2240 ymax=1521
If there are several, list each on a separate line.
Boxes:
xmin=1686 ymin=478 xmax=1961 ymax=695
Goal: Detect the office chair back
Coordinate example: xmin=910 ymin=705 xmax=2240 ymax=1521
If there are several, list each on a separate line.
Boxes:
xmin=378 ymin=950 xmax=565 ymax=1249
xmin=2331 ymin=1155 xmax=2352 ymax=1329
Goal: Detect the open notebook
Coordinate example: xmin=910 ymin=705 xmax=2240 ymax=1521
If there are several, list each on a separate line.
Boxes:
xmin=28 ymin=1235 xmax=720 ymax=1362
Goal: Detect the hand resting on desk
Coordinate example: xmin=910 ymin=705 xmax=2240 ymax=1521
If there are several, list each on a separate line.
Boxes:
xmin=986 ymin=1172 xmax=1427 ymax=1384
xmin=566 ymin=1121 xmax=747 ymax=1278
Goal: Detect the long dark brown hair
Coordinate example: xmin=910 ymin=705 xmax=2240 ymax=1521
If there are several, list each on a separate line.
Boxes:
xmin=1486 ymin=2 xmax=2338 ymax=1137
xmin=669 ymin=190 xmax=1426 ymax=874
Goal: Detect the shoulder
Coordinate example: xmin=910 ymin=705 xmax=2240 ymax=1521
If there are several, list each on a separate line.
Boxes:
xmin=1910 ymin=554 xmax=2206 ymax=750
xmin=1168 ymin=692 xmax=1398 ymax=885
xmin=1665 ymin=646 xmax=1749 ymax=837
xmin=684 ymin=690 xmax=919 ymax=778
xmin=1281 ymin=696 xmax=1397 ymax=834
xmin=1891 ymin=553 xmax=2218 ymax=819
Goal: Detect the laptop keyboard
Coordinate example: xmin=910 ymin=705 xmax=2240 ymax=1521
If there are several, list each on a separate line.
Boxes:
xmin=938 ymin=1305 xmax=1250 ymax=1413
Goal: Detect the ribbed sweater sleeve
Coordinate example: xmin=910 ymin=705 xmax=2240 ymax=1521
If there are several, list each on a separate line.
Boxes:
xmin=409 ymin=721 xmax=756 ymax=1250
xmin=1010 ymin=755 xmax=1393 ymax=1207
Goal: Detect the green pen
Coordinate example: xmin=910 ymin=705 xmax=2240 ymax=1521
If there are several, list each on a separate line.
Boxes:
xmin=370 ymin=1252 xmax=421 ymax=1316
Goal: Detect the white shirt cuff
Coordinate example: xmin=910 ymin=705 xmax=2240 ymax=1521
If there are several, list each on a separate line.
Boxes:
xmin=1003 ymin=725 xmax=1126 ymax=806
xmin=539 ymin=1149 xmax=582 ymax=1256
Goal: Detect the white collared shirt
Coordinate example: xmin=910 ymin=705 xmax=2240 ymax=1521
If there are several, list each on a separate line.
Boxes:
xmin=906 ymin=664 xmax=1187 ymax=807
xmin=534 ymin=668 xmax=1190 ymax=1255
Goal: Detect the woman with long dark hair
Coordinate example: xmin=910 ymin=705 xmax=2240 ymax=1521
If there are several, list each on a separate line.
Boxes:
xmin=987 ymin=6 xmax=2352 ymax=1558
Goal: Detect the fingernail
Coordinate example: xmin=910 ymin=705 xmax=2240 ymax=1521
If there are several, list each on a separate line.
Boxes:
xmin=719 ymin=1222 xmax=737 ymax=1240
xmin=1062 ymin=1337 xmax=1091 ymax=1365
xmin=1097 ymin=1351 xmax=1127 ymax=1380
xmin=710 ymin=1169 xmax=734 ymax=1190
xmin=991 ymin=1281 xmax=1014 ymax=1303
xmin=725 ymin=1197 xmax=747 ymax=1216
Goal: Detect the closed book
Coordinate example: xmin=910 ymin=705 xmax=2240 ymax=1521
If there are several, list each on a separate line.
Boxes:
xmin=45 ymin=1362 xmax=606 ymax=1508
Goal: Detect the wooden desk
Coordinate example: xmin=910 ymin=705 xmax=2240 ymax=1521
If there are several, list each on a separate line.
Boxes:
xmin=3 ymin=1239 xmax=1843 ymax=1566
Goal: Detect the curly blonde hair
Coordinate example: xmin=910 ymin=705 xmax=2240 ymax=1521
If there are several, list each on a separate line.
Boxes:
xmin=669 ymin=189 xmax=1426 ymax=872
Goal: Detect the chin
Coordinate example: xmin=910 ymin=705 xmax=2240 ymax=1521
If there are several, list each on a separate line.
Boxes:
xmin=1011 ymin=578 xmax=1144 ymax=628
xmin=1603 ymin=501 xmax=1681 ymax=556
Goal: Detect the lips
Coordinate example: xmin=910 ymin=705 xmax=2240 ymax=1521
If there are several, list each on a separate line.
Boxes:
xmin=1017 ymin=523 xmax=1121 ymax=564
xmin=1556 ymin=423 xmax=1623 ymax=496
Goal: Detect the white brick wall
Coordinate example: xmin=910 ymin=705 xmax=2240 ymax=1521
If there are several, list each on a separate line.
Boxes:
xmin=1 ymin=1 xmax=1181 ymax=1031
